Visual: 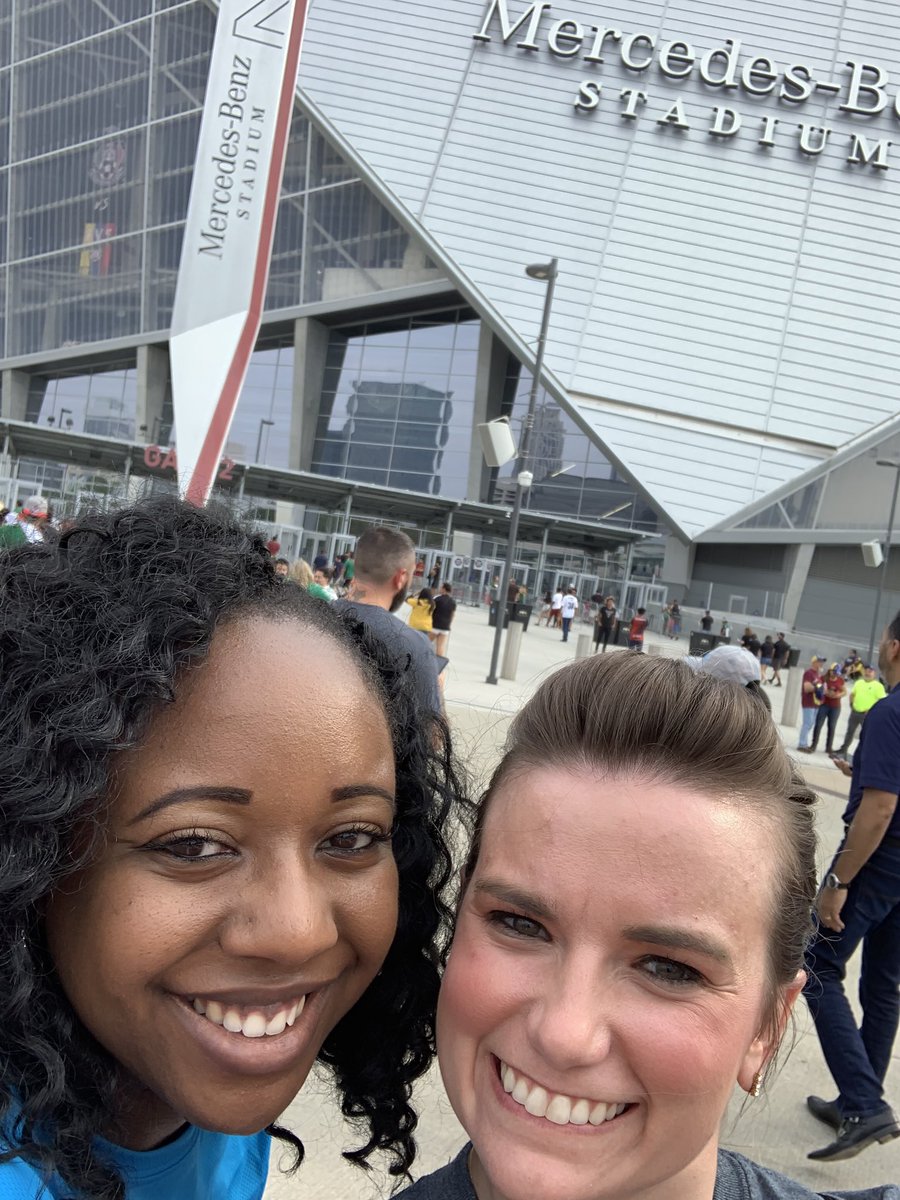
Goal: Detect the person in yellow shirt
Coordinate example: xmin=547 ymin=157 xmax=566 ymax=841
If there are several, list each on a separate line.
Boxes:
xmin=836 ymin=663 xmax=888 ymax=758
xmin=406 ymin=587 xmax=436 ymax=639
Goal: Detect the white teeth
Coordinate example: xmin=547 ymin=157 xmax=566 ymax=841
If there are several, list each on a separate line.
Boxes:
xmin=265 ymin=1011 xmax=287 ymax=1037
xmin=499 ymin=1060 xmax=628 ymax=1129
xmin=545 ymin=1095 xmax=572 ymax=1125
xmin=190 ymin=996 xmax=306 ymax=1039
xmin=240 ymin=1013 xmax=267 ymax=1038
xmin=524 ymin=1086 xmax=549 ymax=1117
xmin=223 ymin=1009 xmax=243 ymax=1033
xmin=205 ymin=1000 xmax=224 ymax=1025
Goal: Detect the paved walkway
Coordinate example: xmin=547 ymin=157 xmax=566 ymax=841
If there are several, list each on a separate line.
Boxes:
xmin=265 ymin=607 xmax=899 ymax=1197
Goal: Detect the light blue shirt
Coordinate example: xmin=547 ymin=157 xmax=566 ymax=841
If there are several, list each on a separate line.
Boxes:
xmin=0 ymin=1124 xmax=270 ymax=1199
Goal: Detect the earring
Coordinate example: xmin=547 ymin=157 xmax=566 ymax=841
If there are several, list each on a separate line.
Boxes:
xmin=750 ymin=1069 xmax=764 ymax=1098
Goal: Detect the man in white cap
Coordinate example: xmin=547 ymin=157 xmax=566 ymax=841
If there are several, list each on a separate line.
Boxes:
xmin=685 ymin=644 xmax=770 ymax=709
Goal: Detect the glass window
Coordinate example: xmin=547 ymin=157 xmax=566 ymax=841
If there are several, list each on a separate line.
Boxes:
xmin=226 ymin=345 xmax=294 ymax=469
xmin=26 ymin=365 xmax=137 ymax=439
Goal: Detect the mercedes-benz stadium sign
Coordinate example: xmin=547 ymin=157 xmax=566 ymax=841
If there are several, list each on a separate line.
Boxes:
xmin=170 ymin=0 xmax=308 ymax=505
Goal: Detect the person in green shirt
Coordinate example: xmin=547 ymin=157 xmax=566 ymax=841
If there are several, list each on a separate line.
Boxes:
xmin=836 ymin=664 xmax=888 ymax=758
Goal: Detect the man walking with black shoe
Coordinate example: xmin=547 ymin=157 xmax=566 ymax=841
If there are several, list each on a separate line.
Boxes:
xmin=804 ymin=610 xmax=900 ymax=1162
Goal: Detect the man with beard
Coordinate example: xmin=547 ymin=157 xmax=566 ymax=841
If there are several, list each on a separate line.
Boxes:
xmin=336 ymin=525 xmax=442 ymax=717
xmin=804 ymin=611 xmax=900 ymax=1161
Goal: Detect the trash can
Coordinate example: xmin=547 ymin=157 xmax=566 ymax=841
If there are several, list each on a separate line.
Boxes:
xmin=787 ymin=648 xmax=801 ymax=668
xmin=511 ymin=603 xmax=532 ymax=632
xmin=689 ymin=631 xmax=716 ymax=656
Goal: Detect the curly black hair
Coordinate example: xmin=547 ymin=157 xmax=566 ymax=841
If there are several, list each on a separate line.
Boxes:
xmin=0 ymin=497 xmax=468 ymax=1198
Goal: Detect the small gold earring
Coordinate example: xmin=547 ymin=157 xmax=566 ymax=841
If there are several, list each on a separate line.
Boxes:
xmin=750 ymin=1069 xmax=764 ymax=1098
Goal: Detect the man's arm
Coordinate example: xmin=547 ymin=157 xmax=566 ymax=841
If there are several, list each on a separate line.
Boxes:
xmin=818 ymin=788 xmax=899 ymax=931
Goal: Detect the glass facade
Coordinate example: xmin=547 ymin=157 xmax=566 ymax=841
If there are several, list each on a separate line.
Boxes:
xmin=492 ymin=362 xmax=662 ymax=533
xmin=0 ymin=0 xmax=438 ymax=360
xmin=225 ymin=344 xmax=294 ymax=469
xmin=312 ymin=310 xmax=479 ymax=496
xmin=27 ymin=364 xmax=138 ymax=438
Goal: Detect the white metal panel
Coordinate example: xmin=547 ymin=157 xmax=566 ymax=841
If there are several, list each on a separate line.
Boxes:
xmin=300 ymin=0 xmax=900 ymax=536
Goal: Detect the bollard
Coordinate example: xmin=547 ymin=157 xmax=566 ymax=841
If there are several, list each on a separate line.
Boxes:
xmin=575 ymin=633 xmax=592 ymax=659
xmin=500 ymin=619 xmax=524 ymax=681
xmin=646 ymin=643 xmax=662 ymax=657
xmin=781 ymin=664 xmax=802 ymax=731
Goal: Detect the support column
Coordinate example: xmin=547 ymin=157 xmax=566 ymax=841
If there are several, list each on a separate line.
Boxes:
xmin=1 ymin=369 xmax=32 ymax=421
xmin=136 ymin=344 xmax=168 ymax=443
xmin=535 ymin=526 xmax=550 ymax=591
xmin=468 ymin=325 xmax=509 ymax=502
xmin=443 ymin=508 xmax=454 ymax=551
xmin=782 ymin=543 xmax=815 ymax=628
xmin=291 ymin=316 xmax=330 ymax=472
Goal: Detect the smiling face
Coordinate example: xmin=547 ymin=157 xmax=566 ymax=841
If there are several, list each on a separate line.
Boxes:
xmin=437 ymin=767 xmax=801 ymax=1200
xmin=45 ymin=617 xmax=398 ymax=1149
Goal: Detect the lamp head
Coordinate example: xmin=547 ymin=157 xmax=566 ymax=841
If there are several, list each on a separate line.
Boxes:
xmin=525 ymin=259 xmax=558 ymax=282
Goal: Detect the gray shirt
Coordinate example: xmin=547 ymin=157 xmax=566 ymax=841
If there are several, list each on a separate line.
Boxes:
xmin=334 ymin=599 xmax=442 ymax=717
xmin=396 ymin=1144 xmax=899 ymax=1199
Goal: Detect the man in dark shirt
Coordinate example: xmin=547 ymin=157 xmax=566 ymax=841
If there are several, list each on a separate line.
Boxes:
xmin=335 ymin=526 xmax=442 ymax=718
xmin=804 ymin=610 xmax=900 ymax=1160
xmin=700 ymin=610 xmax=714 ymax=632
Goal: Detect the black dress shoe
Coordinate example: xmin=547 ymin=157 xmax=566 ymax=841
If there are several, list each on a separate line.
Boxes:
xmin=806 ymin=1094 xmax=841 ymax=1131
xmin=808 ymin=1109 xmax=900 ymax=1161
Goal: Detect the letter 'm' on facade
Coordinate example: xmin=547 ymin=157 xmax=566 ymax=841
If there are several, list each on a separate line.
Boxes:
xmin=473 ymin=0 xmax=552 ymax=50
xmin=847 ymin=133 xmax=892 ymax=169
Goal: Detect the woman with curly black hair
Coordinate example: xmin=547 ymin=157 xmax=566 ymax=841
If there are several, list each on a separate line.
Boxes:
xmin=0 ymin=497 xmax=466 ymax=1200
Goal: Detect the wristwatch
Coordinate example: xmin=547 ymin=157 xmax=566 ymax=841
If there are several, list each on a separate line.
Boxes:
xmin=824 ymin=872 xmax=849 ymax=891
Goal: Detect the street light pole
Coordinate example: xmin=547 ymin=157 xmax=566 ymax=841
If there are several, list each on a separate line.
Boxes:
xmin=866 ymin=458 xmax=900 ymax=664
xmin=486 ymin=257 xmax=559 ymax=685
xmin=255 ymin=417 xmax=274 ymax=464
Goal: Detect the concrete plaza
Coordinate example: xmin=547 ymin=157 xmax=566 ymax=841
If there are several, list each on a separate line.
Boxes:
xmin=265 ymin=605 xmax=900 ymax=1198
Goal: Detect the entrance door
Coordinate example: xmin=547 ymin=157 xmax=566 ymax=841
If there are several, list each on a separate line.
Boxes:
xmin=729 ymin=594 xmax=748 ymax=615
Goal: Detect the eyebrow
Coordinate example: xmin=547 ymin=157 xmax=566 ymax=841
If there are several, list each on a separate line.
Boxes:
xmin=623 ymin=924 xmax=734 ymax=968
xmin=130 ymin=786 xmax=252 ymax=825
xmin=472 ymin=880 xmax=556 ymax=921
xmin=331 ymin=784 xmax=396 ymax=810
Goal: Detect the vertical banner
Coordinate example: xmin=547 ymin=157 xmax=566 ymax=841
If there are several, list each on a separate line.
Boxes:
xmin=170 ymin=0 xmax=308 ymax=505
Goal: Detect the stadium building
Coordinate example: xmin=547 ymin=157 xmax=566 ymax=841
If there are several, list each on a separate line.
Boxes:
xmin=2 ymin=0 xmax=900 ymax=636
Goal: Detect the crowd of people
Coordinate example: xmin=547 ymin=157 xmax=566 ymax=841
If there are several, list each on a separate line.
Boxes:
xmin=0 ymin=499 xmax=897 ymax=1200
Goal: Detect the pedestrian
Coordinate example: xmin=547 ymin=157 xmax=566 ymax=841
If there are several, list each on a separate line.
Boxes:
xmin=700 ymin=609 xmax=714 ymax=632
xmin=336 ymin=525 xmax=442 ymax=717
xmin=720 ymin=618 xmax=732 ymax=640
xmin=770 ymin=632 xmax=791 ymax=686
xmin=342 ymin=549 xmax=355 ymax=590
xmin=550 ymin=587 xmax=563 ymax=630
xmin=593 ymin=595 xmax=618 ymax=653
xmin=0 ymin=498 xmax=465 ymax=1200
xmin=760 ymin=634 xmax=775 ymax=678
xmin=844 ymin=648 xmax=865 ymax=681
xmin=312 ymin=546 xmax=329 ymax=571
xmin=431 ymin=582 xmax=457 ymax=658
xmin=798 ymin=655 xmax=827 ymax=752
xmin=428 ymin=561 xmax=440 ymax=590
xmin=804 ymin=611 xmax=900 ymax=1161
xmin=313 ymin=565 xmax=338 ymax=600
xmin=506 ymin=577 xmax=519 ymax=606
xmin=668 ymin=600 xmax=682 ymax=640
xmin=289 ymin=558 xmax=332 ymax=602
xmin=537 ymin=590 xmax=552 ymax=626
xmin=811 ymin=664 xmax=846 ymax=755
xmin=628 ymin=606 xmax=648 ymax=651
xmin=406 ymin=586 xmax=436 ymax=640
xmin=264 ymin=531 xmax=280 ymax=556
xmin=398 ymin=654 xmax=898 ymax=1199
xmin=560 ymin=587 xmax=578 ymax=643
xmin=741 ymin=626 xmax=761 ymax=658
xmin=0 ymin=494 xmax=49 ymax=547
xmin=837 ymin=663 xmax=887 ymax=759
